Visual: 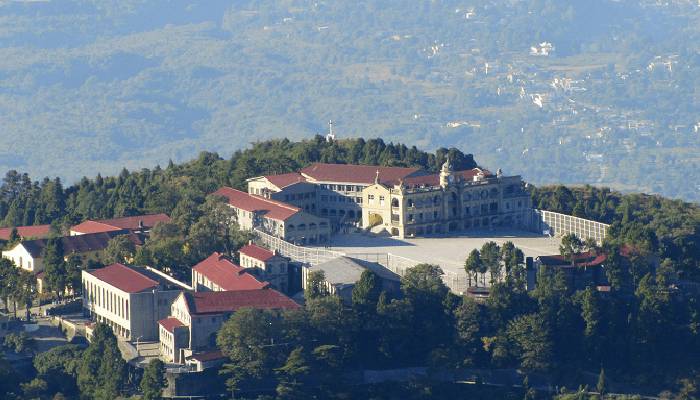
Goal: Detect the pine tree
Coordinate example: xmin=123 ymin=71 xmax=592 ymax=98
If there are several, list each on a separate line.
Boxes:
xmin=275 ymin=347 xmax=311 ymax=400
xmin=351 ymin=270 xmax=381 ymax=309
xmin=464 ymin=249 xmax=482 ymax=287
xmin=42 ymin=238 xmax=67 ymax=299
xmin=77 ymin=323 xmax=125 ymax=400
xmin=140 ymin=358 xmax=166 ymax=400
xmin=596 ymin=368 xmax=607 ymax=397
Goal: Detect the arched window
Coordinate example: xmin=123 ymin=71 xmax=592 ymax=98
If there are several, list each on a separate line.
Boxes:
xmin=287 ymin=224 xmax=295 ymax=231
xmin=391 ymin=198 xmax=400 ymax=208
xmin=433 ymin=195 xmax=441 ymax=205
xmin=309 ymin=223 xmax=317 ymax=230
xmin=298 ymin=224 xmax=306 ymax=231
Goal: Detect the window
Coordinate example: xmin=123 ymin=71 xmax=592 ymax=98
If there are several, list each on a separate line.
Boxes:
xmin=465 ymin=206 xmax=470 ymax=215
xmin=321 ymin=195 xmax=328 ymax=201
xmin=433 ymin=211 xmax=439 ymax=219
xmin=346 ymin=185 xmax=353 ymax=192
xmin=379 ymin=196 xmax=385 ymax=206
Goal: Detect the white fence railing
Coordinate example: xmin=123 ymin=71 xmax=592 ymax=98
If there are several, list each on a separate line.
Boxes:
xmin=531 ymin=209 xmax=610 ymax=244
xmin=253 ymin=229 xmax=344 ymax=265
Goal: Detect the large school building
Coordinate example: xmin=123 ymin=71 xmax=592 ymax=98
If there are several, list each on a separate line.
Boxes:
xmin=245 ymin=161 xmax=532 ymax=239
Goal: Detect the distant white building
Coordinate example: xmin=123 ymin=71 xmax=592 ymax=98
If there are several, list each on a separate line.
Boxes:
xmin=530 ymin=42 xmax=554 ymax=56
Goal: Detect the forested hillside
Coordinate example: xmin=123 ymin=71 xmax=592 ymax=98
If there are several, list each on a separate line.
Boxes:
xmin=1 ymin=0 xmax=699 ymax=201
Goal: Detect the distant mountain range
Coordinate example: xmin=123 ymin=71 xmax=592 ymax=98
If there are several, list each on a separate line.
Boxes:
xmin=0 ymin=0 xmax=698 ymax=202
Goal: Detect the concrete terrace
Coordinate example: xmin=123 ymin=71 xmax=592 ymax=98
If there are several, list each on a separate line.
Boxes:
xmin=323 ymin=229 xmax=562 ymax=276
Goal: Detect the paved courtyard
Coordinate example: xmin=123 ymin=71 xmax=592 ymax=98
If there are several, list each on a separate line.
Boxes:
xmin=324 ymin=229 xmax=562 ymax=275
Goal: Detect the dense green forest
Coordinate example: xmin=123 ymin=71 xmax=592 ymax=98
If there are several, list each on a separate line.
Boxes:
xmin=0 ymin=138 xmax=698 ymax=399
xmin=1 ymin=0 xmax=699 ymax=201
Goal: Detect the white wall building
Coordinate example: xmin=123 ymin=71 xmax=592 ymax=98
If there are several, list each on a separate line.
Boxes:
xmin=82 ymin=263 xmax=187 ymax=341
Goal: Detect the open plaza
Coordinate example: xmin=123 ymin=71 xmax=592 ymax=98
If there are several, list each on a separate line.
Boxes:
xmin=323 ymin=228 xmax=563 ymax=276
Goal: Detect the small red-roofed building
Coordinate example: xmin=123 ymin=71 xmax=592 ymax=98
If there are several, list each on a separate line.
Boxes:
xmin=239 ymin=243 xmax=290 ymax=293
xmin=0 ymin=225 xmax=52 ymax=242
xmin=2 ymin=230 xmax=142 ymax=275
xmin=159 ymin=289 xmax=300 ymax=366
xmin=212 ymin=187 xmax=330 ymax=245
xmin=82 ymin=263 xmax=189 ymax=341
xmin=191 ymin=252 xmax=269 ymax=292
xmin=534 ymin=251 xmax=613 ymax=291
xmin=70 ymin=213 xmax=171 ymax=236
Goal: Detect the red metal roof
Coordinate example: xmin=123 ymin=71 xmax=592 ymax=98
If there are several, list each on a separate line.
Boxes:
xmin=70 ymin=214 xmax=171 ymax=235
xmin=21 ymin=230 xmax=141 ymax=258
xmin=184 ymin=289 xmax=300 ymax=315
xmin=239 ymin=244 xmax=276 ymax=262
xmin=189 ymin=350 xmax=225 ymax=362
xmin=300 ymin=163 xmax=420 ymax=185
xmin=192 ymin=252 xmax=269 ymax=291
xmin=88 ymin=263 xmax=159 ymax=293
xmin=0 ymin=225 xmax=51 ymax=241
xmin=265 ymin=173 xmax=307 ymax=190
xmin=213 ymin=187 xmax=300 ymax=221
xmin=538 ymin=251 xmax=608 ymax=268
xmin=402 ymin=168 xmax=487 ymax=187
xmin=158 ymin=317 xmax=185 ymax=333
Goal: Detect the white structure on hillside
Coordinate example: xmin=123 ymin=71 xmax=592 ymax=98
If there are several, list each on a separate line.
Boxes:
xmin=82 ymin=263 xmax=187 ymax=341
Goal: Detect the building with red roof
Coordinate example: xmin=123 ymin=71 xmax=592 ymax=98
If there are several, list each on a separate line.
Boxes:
xmin=212 ymin=187 xmax=330 ymax=245
xmin=300 ymin=163 xmax=421 ymax=186
xmin=246 ymin=161 xmax=531 ymax=239
xmin=534 ymin=251 xmax=614 ymax=291
xmin=2 ymin=230 xmax=142 ymax=275
xmin=191 ymin=252 xmax=269 ymax=292
xmin=159 ymin=288 xmax=299 ymax=365
xmin=82 ymin=263 xmax=188 ymax=342
xmin=70 ymin=213 xmax=170 ymax=236
xmin=238 ymin=243 xmax=290 ymax=293
xmin=0 ymin=225 xmax=51 ymax=241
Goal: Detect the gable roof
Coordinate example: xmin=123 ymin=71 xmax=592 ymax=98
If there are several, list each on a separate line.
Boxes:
xmin=183 ymin=289 xmax=300 ymax=315
xmin=0 ymin=225 xmax=52 ymax=241
xmin=239 ymin=244 xmax=276 ymax=262
xmin=71 ymin=213 xmax=171 ymax=235
xmin=20 ymin=230 xmax=139 ymax=258
xmin=264 ymin=173 xmax=308 ymax=190
xmin=213 ymin=187 xmax=301 ymax=221
xmin=192 ymin=252 xmax=269 ymax=291
xmin=87 ymin=263 xmax=159 ymax=293
xmin=300 ymin=163 xmax=420 ymax=185
xmin=158 ymin=317 xmax=186 ymax=333
xmin=402 ymin=168 xmax=487 ymax=188
xmin=309 ymin=256 xmax=401 ymax=286
xmin=537 ymin=252 xmax=608 ymax=268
